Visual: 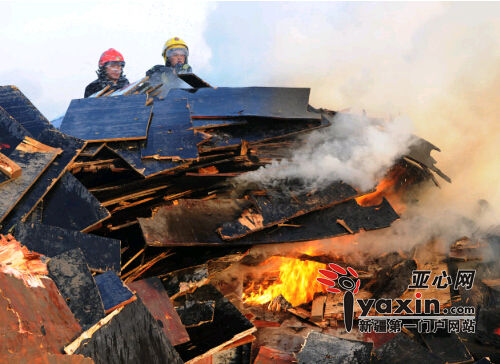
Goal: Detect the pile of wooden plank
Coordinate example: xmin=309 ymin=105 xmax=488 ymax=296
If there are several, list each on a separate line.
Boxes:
xmin=2 ymin=81 xmax=498 ymax=363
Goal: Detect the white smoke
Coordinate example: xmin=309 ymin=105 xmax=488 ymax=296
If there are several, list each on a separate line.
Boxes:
xmin=239 ymin=112 xmax=414 ymax=192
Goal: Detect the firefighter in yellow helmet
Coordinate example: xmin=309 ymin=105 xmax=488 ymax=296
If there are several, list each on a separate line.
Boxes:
xmin=146 ymin=37 xmax=192 ymax=80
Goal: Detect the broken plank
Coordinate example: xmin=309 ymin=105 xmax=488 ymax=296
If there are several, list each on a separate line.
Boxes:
xmin=13 ymin=221 xmax=121 ymax=273
xmin=191 ymin=118 xmax=247 ymax=129
xmin=178 ymin=72 xmax=212 ymax=88
xmin=128 ymin=277 xmax=190 ymax=346
xmin=0 ymin=85 xmax=53 ymax=138
xmin=0 ymin=272 xmax=82 ymax=357
xmin=0 ymin=151 xmax=22 ymax=179
xmin=218 ymin=182 xmax=359 ymax=240
xmin=161 ymin=264 xmax=210 ymax=299
xmin=169 ymin=87 xmax=321 ymax=120
xmin=139 ymin=199 xmax=251 ymax=247
xmin=65 ymin=298 xmax=184 ymax=364
xmin=94 ymin=271 xmax=135 ymax=313
xmin=310 ymin=295 xmax=326 ymax=322
xmin=173 ymin=284 xmax=256 ymax=364
xmin=0 ymin=137 xmax=61 ymax=223
xmin=0 ymin=128 xmax=85 ymax=233
xmin=60 ymin=95 xmax=152 ymax=142
xmin=141 ymin=97 xmax=204 ymax=160
xmin=40 ymin=172 xmax=110 ymax=232
xmin=47 ymin=248 xmax=106 ymax=330
xmin=0 ymin=106 xmax=32 ymax=157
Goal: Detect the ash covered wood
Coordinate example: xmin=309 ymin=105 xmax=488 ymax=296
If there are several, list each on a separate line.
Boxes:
xmin=373 ymin=333 xmax=444 ymax=364
xmin=47 ymin=248 xmax=105 ymax=329
xmin=65 ymin=298 xmax=183 ymax=364
xmin=296 ymin=331 xmax=372 ymax=364
xmin=218 ymin=181 xmax=358 ymax=240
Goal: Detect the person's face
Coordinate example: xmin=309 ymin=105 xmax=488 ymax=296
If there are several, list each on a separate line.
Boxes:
xmin=169 ymin=52 xmax=186 ymax=66
xmin=105 ymin=62 xmax=122 ymax=81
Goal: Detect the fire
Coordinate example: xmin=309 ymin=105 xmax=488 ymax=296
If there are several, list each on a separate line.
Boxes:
xmin=495 ymin=327 xmax=500 ymax=336
xmin=243 ymin=257 xmax=326 ymax=307
xmin=356 ymin=166 xmax=407 ymax=213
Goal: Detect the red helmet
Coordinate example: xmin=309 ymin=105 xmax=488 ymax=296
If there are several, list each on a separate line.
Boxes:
xmin=98 ymin=48 xmax=125 ymax=68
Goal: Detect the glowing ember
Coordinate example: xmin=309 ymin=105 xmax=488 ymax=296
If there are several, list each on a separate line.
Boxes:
xmin=243 ymin=257 xmax=326 ymax=307
xmin=495 ymin=327 xmax=500 ymax=336
xmin=356 ymin=166 xmax=407 ymax=213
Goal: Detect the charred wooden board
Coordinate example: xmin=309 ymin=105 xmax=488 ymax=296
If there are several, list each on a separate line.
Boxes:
xmin=40 ymin=172 xmax=110 ymax=232
xmin=212 ymin=342 xmax=252 ymax=364
xmin=107 ymin=142 xmax=185 ymax=177
xmin=169 ymin=87 xmax=321 ymax=120
xmin=0 ymin=106 xmax=32 ymax=157
xmin=199 ymin=117 xmax=327 ymax=153
xmin=0 ymin=86 xmax=53 ymax=138
xmin=128 ymin=277 xmax=190 ymax=346
xmin=13 ymin=222 xmax=121 ymax=273
xmin=191 ymin=118 xmax=247 ymax=129
xmin=139 ymin=198 xmax=398 ymax=246
xmin=141 ymin=97 xmax=204 ymax=160
xmin=406 ymin=137 xmax=451 ymax=183
xmin=161 ymin=264 xmax=209 ymax=299
xmin=173 ymin=284 xmax=256 ymax=363
xmin=0 ymin=137 xmax=61 ymax=224
xmin=65 ymin=298 xmax=184 ymax=364
xmin=60 ymin=95 xmax=152 ymax=142
xmin=139 ymin=199 xmax=251 ymax=247
xmin=296 ymin=331 xmax=372 ymax=364
xmin=178 ymin=72 xmax=212 ymax=88
xmin=373 ymin=334 xmax=444 ymax=364
xmin=0 ymin=128 xmax=85 ymax=233
xmin=176 ymin=300 xmax=216 ymax=327
xmin=47 ymin=248 xmax=106 ymax=330
xmin=94 ymin=271 xmax=135 ymax=313
xmin=0 ymin=272 xmax=81 ymax=356
xmin=421 ymin=332 xmax=473 ymax=363
xmin=219 ymin=182 xmax=358 ymax=240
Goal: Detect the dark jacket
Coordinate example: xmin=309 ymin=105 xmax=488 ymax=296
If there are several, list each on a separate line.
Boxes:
xmin=84 ymin=76 xmax=129 ymax=98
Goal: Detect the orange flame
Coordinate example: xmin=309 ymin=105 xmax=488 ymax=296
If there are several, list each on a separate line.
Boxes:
xmin=243 ymin=257 xmax=326 ymax=307
xmin=356 ymin=166 xmax=407 ymax=213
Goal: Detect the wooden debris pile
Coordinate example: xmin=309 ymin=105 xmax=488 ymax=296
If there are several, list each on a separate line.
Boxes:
xmin=1 ymin=80 xmax=499 ymax=363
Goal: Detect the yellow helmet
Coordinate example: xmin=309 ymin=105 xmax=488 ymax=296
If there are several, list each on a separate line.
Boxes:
xmin=162 ymin=37 xmax=189 ymax=64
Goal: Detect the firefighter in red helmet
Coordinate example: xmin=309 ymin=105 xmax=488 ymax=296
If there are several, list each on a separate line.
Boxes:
xmin=84 ymin=48 xmax=130 ymax=98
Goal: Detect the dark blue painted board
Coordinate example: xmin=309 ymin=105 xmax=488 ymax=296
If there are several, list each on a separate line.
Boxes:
xmin=95 ymin=271 xmax=134 ymax=312
xmin=141 ymin=97 xmax=204 ymax=160
xmin=0 ymin=86 xmax=54 ymax=138
xmin=14 ymin=221 xmax=121 ymax=273
xmin=168 ymin=87 xmax=321 ymax=120
xmin=60 ymin=95 xmax=152 ymax=142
